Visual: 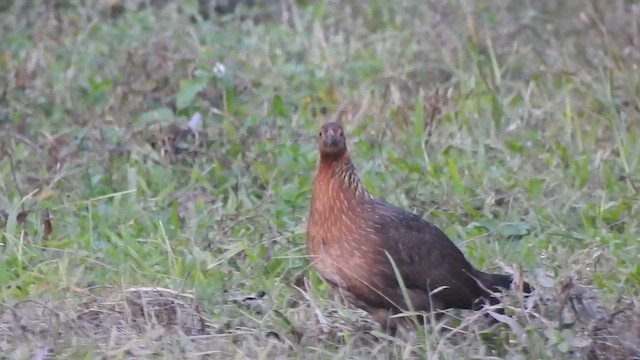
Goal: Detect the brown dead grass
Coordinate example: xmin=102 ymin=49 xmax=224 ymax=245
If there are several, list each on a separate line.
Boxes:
xmin=1 ymin=269 xmax=638 ymax=358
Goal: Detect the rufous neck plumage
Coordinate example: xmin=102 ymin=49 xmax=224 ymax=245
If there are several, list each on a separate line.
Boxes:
xmin=314 ymin=151 xmax=371 ymax=200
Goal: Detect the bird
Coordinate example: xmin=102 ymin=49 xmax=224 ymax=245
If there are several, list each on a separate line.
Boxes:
xmin=306 ymin=121 xmax=532 ymax=335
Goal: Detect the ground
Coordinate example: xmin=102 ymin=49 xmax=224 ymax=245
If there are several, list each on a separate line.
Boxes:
xmin=0 ymin=0 xmax=639 ymax=359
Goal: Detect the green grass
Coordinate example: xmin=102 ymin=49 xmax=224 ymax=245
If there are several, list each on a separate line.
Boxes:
xmin=1 ymin=0 xmax=639 ymax=358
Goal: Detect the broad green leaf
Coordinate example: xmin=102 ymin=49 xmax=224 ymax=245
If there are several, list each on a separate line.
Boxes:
xmin=176 ymin=78 xmax=207 ymax=110
xmin=272 ymin=94 xmax=287 ymax=117
xmin=501 ymin=222 xmax=533 ymax=238
xmin=469 ymin=218 xmax=498 ymax=232
xmin=139 ymin=107 xmax=174 ymax=122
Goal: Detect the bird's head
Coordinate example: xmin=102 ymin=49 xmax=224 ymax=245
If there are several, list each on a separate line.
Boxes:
xmin=317 ymin=122 xmax=347 ymax=160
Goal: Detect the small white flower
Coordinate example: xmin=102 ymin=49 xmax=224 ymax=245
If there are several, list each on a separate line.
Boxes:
xmin=188 ymin=112 xmax=202 ymax=132
xmin=213 ymin=62 xmax=226 ymax=77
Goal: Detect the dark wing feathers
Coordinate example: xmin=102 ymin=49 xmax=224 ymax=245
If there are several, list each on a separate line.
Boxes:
xmin=365 ymin=199 xmax=488 ymax=309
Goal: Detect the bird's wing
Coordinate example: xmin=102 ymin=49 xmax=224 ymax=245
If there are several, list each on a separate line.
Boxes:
xmin=366 ymin=199 xmax=485 ymax=307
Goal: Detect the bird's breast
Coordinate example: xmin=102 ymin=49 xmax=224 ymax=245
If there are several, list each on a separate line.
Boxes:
xmin=307 ymin=212 xmax=387 ymax=286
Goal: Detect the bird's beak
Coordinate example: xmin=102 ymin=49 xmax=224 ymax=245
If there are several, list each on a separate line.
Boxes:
xmin=324 ymin=129 xmax=338 ymax=146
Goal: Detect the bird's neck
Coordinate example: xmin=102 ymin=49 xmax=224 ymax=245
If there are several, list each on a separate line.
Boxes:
xmin=313 ymin=154 xmax=371 ymax=201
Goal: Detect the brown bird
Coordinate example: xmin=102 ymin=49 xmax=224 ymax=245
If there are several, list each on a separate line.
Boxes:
xmin=306 ymin=122 xmax=532 ymax=335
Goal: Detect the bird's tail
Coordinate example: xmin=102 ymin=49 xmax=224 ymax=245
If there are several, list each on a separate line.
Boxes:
xmin=470 ymin=270 xmax=533 ymax=323
xmin=473 ymin=270 xmax=533 ymax=296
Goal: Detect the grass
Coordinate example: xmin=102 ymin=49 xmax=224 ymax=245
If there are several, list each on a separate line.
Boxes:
xmin=1 ymin=0 xmax=639 ymax=358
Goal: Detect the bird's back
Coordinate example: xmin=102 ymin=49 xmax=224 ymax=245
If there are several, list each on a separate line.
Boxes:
xmin=356 ymin=198 xmax=490 ymax=310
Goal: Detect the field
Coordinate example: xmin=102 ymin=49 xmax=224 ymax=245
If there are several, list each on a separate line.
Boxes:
xmin=1 ymin=0 xmax=639 ymax=358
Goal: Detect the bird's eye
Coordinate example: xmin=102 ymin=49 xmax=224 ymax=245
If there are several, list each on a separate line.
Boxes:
xmin=319 ymin=131 xmax=322 ymax=137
